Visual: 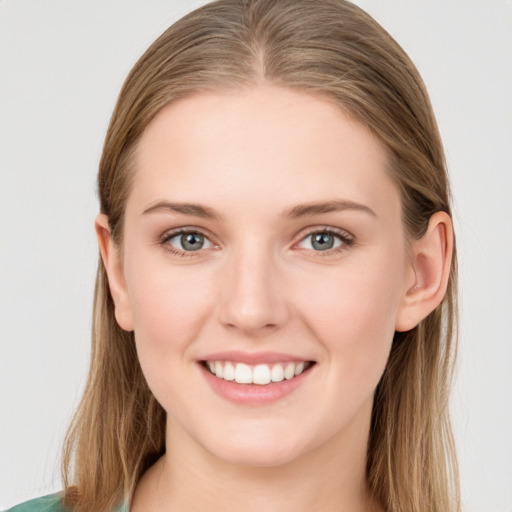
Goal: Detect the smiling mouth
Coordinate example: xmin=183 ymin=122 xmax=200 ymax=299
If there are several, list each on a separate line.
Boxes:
xmin=201 ymin=360 xmax=316 ymax=385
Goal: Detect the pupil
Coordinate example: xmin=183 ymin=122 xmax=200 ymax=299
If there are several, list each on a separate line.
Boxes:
xmin=312 ymin=233 xmax=334 ymax=251
xmin=182 ymin=233 xmax=203 ymax=251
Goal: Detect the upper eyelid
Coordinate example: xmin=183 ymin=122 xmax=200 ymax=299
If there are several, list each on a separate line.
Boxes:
xmin=160 ymin=226 xmax=217 ymax=242
xmin=298 ymin=225 xmax=353 ymax=238
xmin=294 ymin=226 xmax=354 ymax=247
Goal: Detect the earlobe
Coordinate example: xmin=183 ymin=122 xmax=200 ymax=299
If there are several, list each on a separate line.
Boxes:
xmin=395 ymin=211 xmax=454 ymax=332
xmin=95 ymin=214 xmax=134 ymax=331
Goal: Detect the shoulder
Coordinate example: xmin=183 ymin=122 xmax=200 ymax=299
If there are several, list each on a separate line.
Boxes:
xmin=4 ymin=494 xmax=65 ymax=512
xmin=4 ymin=494 xmax=129 ymax=512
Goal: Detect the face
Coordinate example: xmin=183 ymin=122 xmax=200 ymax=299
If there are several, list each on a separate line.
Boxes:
xmin=108 ymin=86 xmax=415 ymax=468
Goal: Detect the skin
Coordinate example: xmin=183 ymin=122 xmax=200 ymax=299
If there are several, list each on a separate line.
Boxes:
xmin=97 ymin=85 xmax=453 ymax=512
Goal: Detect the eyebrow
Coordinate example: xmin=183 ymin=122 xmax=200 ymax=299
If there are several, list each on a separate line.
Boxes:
xmin=283 ymin=199 xmax=376 ymax=219
xmin=142 ymin=201 xmax=221 ymax=220
xmin=141 ymin=199 xmax=376 ymax=220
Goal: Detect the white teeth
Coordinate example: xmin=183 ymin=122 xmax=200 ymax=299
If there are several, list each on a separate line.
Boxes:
xmin=205 ymin=360 xmax=311 ymax=385
xmin=215 ymin=361 xmax=224 ymax=378
xmin=223 ymin=361 xmax=235 ymax=381
xmin=271 ymin=364 xmax=284 ymax=382
xmin=253 ymin=364 xmax=271 ymax=385
xmin=234 ymin=363 xmax=252 ymax=384
xmin=284 ymin=362 xmax=295 ymax=380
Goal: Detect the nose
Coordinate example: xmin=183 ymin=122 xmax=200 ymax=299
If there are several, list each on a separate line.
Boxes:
xmin=216 ymin=243 xmax=290 ymax=336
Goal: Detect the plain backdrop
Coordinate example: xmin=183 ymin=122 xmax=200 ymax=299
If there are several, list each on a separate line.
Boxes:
xmin=1 ymin=0 xmax=511 ymax=510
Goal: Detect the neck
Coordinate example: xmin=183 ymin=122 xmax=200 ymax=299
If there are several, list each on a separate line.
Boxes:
xmin=131 ymin=402 xmax=382 ymax=512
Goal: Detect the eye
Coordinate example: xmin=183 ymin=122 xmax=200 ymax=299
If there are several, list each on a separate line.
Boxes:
xmin=296 ymin=228 xmax=353 ymax=254
xmin=162 ymin=229 xmax=215 ymax=255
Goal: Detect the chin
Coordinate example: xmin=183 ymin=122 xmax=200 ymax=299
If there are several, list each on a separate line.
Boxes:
xmin=201 ymin=428 xmax=310 ymax=468
xmin=213 ymin=446 xmax=302 ymax=468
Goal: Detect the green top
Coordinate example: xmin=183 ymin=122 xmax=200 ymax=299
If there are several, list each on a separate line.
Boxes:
xmin=5 ymin=493 xmax=129 ymax=512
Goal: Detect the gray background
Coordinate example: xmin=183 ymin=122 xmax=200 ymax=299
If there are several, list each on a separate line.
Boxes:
xmin=1 ymin=0 xmax=511 ymax=510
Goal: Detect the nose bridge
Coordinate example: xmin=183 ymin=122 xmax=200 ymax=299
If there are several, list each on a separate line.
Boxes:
xmin=217 ymin=237 xmax=289 ymax=334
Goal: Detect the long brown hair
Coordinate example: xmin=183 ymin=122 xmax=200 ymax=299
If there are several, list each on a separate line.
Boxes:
xmin=62 ymin=1 xmax=460 ymax=510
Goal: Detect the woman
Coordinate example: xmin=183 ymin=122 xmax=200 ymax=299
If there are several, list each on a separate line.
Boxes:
xmin=8 ymin=0 xmax=460 ymax=510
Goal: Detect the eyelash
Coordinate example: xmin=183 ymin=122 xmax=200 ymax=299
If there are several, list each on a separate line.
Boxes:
xmin=158 ymin=226 xmax=355 ymax=259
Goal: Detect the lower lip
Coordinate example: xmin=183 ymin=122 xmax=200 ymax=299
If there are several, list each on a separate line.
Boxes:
xmin=198 ymin=363 xmax=315 ymax=405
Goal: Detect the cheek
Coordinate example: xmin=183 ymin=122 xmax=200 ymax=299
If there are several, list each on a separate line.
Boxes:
xmin=297 ymin=253 xmax=404 ymax=386
xmin=124 ymin=257 xmax=215 ymax=374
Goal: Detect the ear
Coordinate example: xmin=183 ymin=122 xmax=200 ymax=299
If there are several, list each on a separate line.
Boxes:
xmin=395 ymin=211 xmax=454 ymax=332
xmin=95 ymin=214 xmax=134 ymax=331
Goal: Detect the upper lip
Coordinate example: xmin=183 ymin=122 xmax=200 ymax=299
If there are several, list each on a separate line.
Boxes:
xmin=200 ymin=351 xmax=314 ymax=365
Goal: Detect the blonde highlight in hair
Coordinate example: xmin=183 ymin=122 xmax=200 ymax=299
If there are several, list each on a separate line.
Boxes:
xmin=62 ymin=1 xmax=460 ymax=510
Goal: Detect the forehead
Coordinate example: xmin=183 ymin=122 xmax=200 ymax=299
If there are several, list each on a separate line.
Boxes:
xmin=129 ymin=86 xmax=400 ymax=222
